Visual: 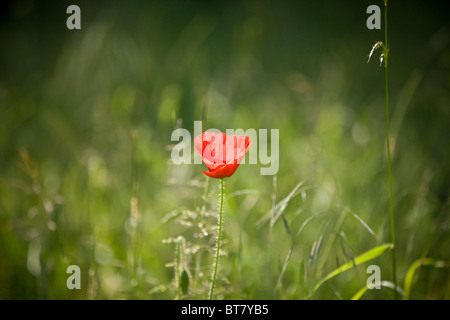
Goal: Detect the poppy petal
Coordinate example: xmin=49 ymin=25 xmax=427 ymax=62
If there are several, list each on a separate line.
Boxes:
xmin=202 ymin=163 xmax=240 ymax=178
xmin=194 ymin=132 xmax=252 ymax=179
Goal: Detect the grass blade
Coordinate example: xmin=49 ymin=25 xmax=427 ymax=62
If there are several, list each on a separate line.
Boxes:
xmin=351 ymin=285 xmax=368 ymax=300
xmin=309 ymin=243 xmax=393 ymax=297
xmin=351 ymin=212 xmax=381 ymax=243
xmin=404 ymin=258 xmax=450 ymax=299
xmin=256 ymin=181 xmax=304 ymax=227
xmin=275 ymin=244 xmax=294 ymax=295
xmin=316 ymin=207 xmax=349 ymax=277
xmin=351 ymin=280 xmax=404 ymax=300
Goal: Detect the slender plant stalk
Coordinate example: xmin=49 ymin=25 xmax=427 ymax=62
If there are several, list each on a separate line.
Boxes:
xmin=129 ymin=130 xmax=140 ymax=295
xmin=209 ymin=178 xmax=224 ymax=300
xmin=175 ymin=237 xmax=182 ymax=300
xmin=383 ymin=0 xmax=398 ymax=300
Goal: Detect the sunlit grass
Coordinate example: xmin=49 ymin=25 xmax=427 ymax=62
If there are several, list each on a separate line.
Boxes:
xmin=0 ymin=1 xmax=449 ymax=300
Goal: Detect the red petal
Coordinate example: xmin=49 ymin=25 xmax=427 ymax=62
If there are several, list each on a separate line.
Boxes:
xmin=202 ymin=163 xmax=240 ymax=179
xmin=194 ymin=132 xmax=225 ymax=171
xmin=194 ymin=132 xmax=253 ymax=178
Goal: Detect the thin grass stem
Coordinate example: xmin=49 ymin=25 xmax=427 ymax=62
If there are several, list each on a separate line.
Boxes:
xmin=384 ymin=0 xmax=398 ymax=300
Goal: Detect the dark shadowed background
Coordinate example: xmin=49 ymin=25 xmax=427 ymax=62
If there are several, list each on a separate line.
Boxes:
xmin=0 ymin=0 xmax=449 ymax=299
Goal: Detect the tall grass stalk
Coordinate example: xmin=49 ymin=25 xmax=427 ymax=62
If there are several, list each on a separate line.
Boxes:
xmin=383 ymin=0 xmax=398 ymax=299
xmin=129 ymin=130 xmax=140 ymax=289
xmin=209 ymin=178 xmax=224 ymax=300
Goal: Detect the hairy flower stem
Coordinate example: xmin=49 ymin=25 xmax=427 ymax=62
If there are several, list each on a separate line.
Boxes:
xmin=384 ymin=0 xmax=398 ymax=300
xmin=209 ymin=178 xmax=224 ymax=300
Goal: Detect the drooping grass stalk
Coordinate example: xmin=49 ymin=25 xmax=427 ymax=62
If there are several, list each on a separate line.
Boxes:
xmin=209 ymin=178 xmax=224 ymax=300
xmin=383 ymin=0 xmax=398 ymax=300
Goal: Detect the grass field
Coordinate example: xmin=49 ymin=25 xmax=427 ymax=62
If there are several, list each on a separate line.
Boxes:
xmin=0 ymin=0 xmax=449 ymax=300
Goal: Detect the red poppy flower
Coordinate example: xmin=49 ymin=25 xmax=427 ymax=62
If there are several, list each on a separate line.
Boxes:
xmin=194 ymin=132 xmax=252 ymax=179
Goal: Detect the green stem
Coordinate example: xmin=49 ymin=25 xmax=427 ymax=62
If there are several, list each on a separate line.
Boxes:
xmin=209 ymin=178 xmax=224 ymax=300
xmin=384 ymin=0 xmax=398 ymax=300
xmin=175 ymin=238 xmax=182 ymax=300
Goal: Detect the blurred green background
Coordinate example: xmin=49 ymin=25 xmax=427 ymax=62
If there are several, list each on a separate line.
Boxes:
xmin=0 ymin=0 xmax=449 ymax=299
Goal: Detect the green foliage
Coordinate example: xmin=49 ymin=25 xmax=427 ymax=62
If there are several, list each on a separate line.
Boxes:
xmin=0 ymin=0 xmax=449 ymax=300
xmin=310 ymin=243 xmax=393 ymax=297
